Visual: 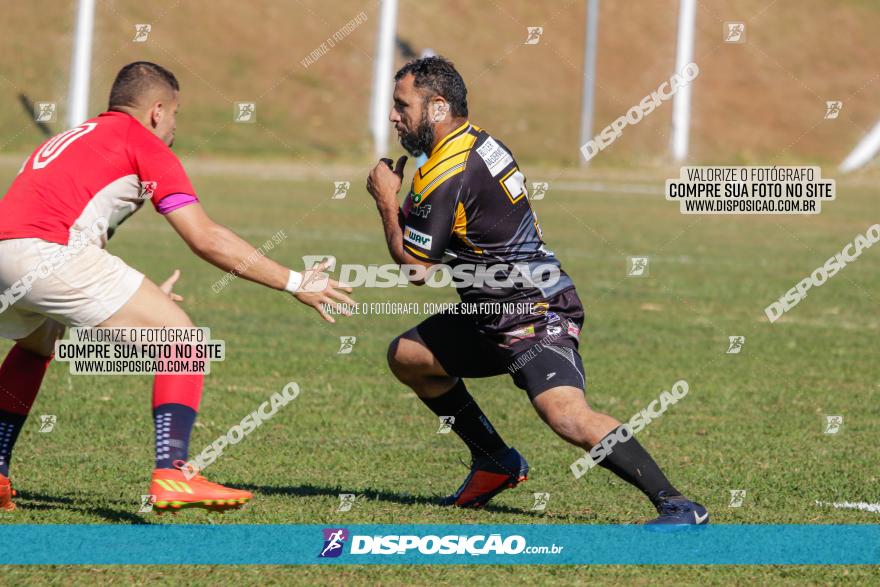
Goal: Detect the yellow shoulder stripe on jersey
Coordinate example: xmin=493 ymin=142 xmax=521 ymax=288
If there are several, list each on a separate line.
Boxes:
xmin=452 ymin=201 xmax=483 ymax=254
xmin=413 ymin=161 xmax=467 ymax=203
xmin=418 ymin=147 xmax=470 ymax=181
xmin=414 ymin=136 xmax=477 ymax=202
xmin=417 ymin=132 xmax=477 ymax=184
xmin=429 ymin=121 xmax=471 ymax=158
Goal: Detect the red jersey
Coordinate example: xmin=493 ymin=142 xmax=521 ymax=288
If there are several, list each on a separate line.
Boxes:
xmin=0 ymin=111 xmax=197 ymax=246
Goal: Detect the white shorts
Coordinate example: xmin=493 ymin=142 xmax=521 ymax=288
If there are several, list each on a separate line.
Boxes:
xmin=0 ymin=238 xmax=144 ymax=340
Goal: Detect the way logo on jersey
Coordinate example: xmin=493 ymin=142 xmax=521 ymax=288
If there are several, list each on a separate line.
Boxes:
xmin=404 ymin=226 xmax=433 ymax=250
xmin=476 ymin=137 xmax=513 ymax=177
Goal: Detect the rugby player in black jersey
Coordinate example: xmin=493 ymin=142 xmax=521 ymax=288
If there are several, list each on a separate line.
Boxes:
xmin=366 ymin=57 xmax=707 ymax=525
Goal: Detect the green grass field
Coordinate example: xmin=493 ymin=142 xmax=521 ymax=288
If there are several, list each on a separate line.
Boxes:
xmin=0 ymin=160 xmax=878 ymax=585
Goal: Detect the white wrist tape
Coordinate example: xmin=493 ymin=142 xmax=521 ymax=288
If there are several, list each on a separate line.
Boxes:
xmin=284 ymin=270 xmax=303 ymax=293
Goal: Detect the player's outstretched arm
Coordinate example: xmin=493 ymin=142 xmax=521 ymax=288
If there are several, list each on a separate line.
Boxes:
xmin=163 ymin=203 xmax=354 ymax=323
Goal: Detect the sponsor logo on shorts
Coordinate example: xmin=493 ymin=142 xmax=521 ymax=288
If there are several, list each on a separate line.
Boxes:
xmin=505 ymin=324 xmax=536 ymax=345
xmin=531 ymin=302 xmax=549 ymax=316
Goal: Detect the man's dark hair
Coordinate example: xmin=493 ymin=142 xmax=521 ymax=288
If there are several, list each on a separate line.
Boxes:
xmin=108 ymin=61 xmax=179 ymax=110
xmin=394 ymin=56 xmax=468 ymax=117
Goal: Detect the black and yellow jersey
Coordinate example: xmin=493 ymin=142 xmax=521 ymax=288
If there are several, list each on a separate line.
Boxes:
xmin=400 ymin=121 xmax=574 ymax=304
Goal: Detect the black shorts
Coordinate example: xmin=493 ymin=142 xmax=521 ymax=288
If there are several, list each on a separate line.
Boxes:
xmin=415 ymin=288 xmax=586 ymax=399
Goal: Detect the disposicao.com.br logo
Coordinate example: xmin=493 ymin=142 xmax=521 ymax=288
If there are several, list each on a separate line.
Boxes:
xmin=318 ymin=528 xmax=563 ymax=558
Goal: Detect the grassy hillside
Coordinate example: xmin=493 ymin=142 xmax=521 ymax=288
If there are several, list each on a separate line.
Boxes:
xmin=2 ymin=0 xmax=880 ymax=166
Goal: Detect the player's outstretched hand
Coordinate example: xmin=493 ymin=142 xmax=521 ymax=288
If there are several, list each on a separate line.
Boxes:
xmin=159 ymin=269 xmax=184 ymax=303
xmin=292 ymin=260 xmax=355 ymax=324
xmin=366 ymin=155 xmax=407 ymax=204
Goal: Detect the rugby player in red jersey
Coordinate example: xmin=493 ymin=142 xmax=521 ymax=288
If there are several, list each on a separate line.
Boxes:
xmin=0 ymin=62 xmax=353 ymax=512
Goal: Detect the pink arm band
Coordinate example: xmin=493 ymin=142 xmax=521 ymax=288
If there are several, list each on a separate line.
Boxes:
xmin=156 ymin=192 xmax=199 ymax=215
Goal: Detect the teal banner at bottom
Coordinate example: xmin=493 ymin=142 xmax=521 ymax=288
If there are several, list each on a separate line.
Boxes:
xmin=0 ymin=524 xmax=877 ymax=565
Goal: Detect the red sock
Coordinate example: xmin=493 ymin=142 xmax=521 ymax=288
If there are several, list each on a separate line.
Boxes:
xmin=152 ymin=374 xmax=203 ymax=470
xmin=0 ymin=344 xmax=51 ymax=415
xmin=0 ymin=345 xmax=51 ymax=476
xmin=152 ymin=374 xmax=203 ymax=411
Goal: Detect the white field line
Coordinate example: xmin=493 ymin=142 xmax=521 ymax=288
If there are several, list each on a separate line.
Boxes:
xmin=550 ymin=181 xmax=661 ymax=195
xmin=816 ymin=500 xmax=880 ymax=513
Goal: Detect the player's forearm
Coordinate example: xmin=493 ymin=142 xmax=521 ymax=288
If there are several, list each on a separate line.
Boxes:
xmin=376 ymin=199 xmax=408 ymax=265
xmin=190 ymin=224 xmax=295 ymax=291
xmin=375 ymin=200 xmax=430 ymax=284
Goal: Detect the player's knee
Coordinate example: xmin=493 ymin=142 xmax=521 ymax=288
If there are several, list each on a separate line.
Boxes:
xmin=540 ymin=395 xmax=596 ymax=447
xmin=387 ymin=336 xmax=413 ymax=382
xmin=387 ymin=335 xmax=430 ymax=385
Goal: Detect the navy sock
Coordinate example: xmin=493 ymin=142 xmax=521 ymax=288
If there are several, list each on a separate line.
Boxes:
xmin=0 ymin=410 xmax=27 ymax=477
xmin=153 ymin=403 xmax=197 ymax=469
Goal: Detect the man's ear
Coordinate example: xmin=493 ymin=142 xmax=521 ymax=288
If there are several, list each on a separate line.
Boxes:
xmin=430 ymin=100 xmax=449 ymax=123
xmin=149 ymin=101 xmax=164 ymax=129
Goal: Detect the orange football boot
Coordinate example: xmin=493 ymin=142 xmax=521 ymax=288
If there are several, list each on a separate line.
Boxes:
xmin=149 ymin=463 xmax=252 ymax=514
xmin=440 ymin=447 xmax=529 ymax=508
xmin=0 ymin=473 xmax=16 ymax=512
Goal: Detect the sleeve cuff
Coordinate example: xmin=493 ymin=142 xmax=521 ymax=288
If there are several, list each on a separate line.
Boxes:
xmin=156 ymin=192 xmax=199 ymax=215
